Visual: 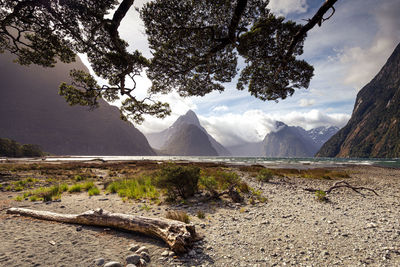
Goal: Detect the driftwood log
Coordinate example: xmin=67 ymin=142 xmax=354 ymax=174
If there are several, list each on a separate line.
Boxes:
xmin=304 ymin=180 xmax=379 ymax=196
xmin=7 ymin=207 xmax=198 ymax=253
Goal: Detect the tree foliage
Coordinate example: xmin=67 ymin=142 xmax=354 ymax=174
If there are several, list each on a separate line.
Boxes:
xmin=0 ymin=0 xmax=337 ymax=122
xmin=0 ymin=138 xmax=45 ymax=157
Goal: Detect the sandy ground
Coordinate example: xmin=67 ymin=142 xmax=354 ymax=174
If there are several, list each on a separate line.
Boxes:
xmin=0 ymin=165 xmax=399 ymax=266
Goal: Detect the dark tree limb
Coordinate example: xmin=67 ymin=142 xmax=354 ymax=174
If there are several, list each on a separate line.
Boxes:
xmin=6 ymin=208 xmax=198 ymax=253
xmin=286 ymin=0 xmax=338 ymax=58
xmin=304 ymin=180 xmax=379 ymax=197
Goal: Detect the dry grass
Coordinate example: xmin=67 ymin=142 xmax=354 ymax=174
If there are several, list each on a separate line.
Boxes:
xmin=165 ymin=210 xmax=190 ymax=224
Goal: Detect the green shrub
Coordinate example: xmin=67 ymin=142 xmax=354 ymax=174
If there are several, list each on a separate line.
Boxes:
xmin=88 ymin=186 xmax=100 ymax=196
xmin=197 ymin=210 xmax=205 ymax=219
xmin=256 ymin=169 xmax=273 ymax=182
xmin=107 ymin=176 xmax=159 ymax=200
xmin=74 ymin=175 xmax=86 ymax=181
xmin=155 ymin=165 xmax=200 ymax=199
xmin=315 ymin=190 xmax=328 ymax=202
xmin=199 ymin=175 xmax=218 ymax=192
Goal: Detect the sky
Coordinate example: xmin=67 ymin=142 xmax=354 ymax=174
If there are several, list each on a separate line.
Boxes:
xmin=84 ymin=0 xmax=400 ymax=147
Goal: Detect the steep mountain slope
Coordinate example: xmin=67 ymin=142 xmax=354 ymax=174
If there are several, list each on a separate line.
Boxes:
xmin=146 ymin=110 xmax=230 ymax=156
xmin=307 ymin=126 xmax=340 ymax=147
xmin=161 ymin=124 xmax=218 ymax=156
xmin=317 ymin=43 xmax=400 ymax=158
xmin=227 ymin=123 xmax=338 ymax=157
xmin=261 ymin=122 xmax=319 ymax=157
xmin=0 ymin=53 xmax=155 ymax=156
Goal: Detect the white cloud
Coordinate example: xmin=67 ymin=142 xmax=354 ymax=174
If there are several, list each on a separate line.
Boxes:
xmin=268 ymin=0 xmax=308 ymax=16
xmin=299 ymin=98 xmax=315 ymax=107
xmin=199 ymin=109 xmax=350 ymax=147
xmin=136 ymin=91 xmax=197 ymax=133
xmin=212 ymin=105 xmax=229 ymax=112
xmin=338 ymin=0 xmax=400 ymax=90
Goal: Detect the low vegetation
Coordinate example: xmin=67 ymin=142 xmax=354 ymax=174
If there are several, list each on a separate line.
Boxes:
xmin=5 ymin=161 xmax=349 ymax=206
xmin=107 ymin=176 xmax=159 ymax=200
xmin=315 ymin=190 xmax=328 ymax=202
xmin=155 ymin=165 xmax=200 ymax=200
xmin=165 ymin=210 xmax=190 ymax=224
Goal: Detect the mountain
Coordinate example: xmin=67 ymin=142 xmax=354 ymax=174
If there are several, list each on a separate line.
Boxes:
xmin=0 ymin=53 xmax=155 ymax=156
xmin=227 ymin=123 xmax=339 ymax=157
xmin=162 ymin=124 xmax=218 ymax=156
xmin=307 ymin=126 xmax=340 ymax=147
xmin=261 ymin=122 xmax=319 ymax=157
xmin=317 ymin=43 xmax=400 ymax=158
xmin=146 ymin=110 xmax=230 ymax=156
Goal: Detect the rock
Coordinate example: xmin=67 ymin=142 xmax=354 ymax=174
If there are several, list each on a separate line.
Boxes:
xmin=94 ymin=258 xmax=105 ymax=266
xmin=128 ymin=244 xmax=141 ymax=252
xmin=188 ymin=250 xmax=196 ymax=257
xmin=139 ymin=258 xmax=147 ymax=266
xmin=161 ymin=251 xmax=169 ymax=257
xmin=126 ymin=264 xmax=137 ymax=267
xmin=76 ymin=226 xmax=82 ymax=231
xmin=104 ymin=262 xmax=122 ymax=267
xmin=169 ymin=251 xmax=175 ymax=257
xmin=136 ymin=246 xmax=149 ymax=254
xmin=140 ymin=252 xmax=151 ymax=263
xmin=126 ymin=254 xmax=141 ymax=265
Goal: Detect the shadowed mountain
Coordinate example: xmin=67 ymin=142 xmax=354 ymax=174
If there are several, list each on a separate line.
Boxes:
xmin=0 ymin=53 xmax=155 ymax=156
xmin=317 ymin=42 xmax=400 ymax=158
xmin=161 ymin=124 xmax=218 ymax=156
xmin=227 ymin=123 xmax=338 ymax=157
xmin=261 ymin=122 xmax=319 ymax=157
xmin=146 ymin=110 xmax=230 ymax=156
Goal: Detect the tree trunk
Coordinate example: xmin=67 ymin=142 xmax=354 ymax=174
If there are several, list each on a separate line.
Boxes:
xmin=7 ymin=207 xmax=198 ymax=253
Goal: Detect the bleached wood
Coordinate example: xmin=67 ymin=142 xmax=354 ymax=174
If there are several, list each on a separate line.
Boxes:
xmin=7 ymin=207 xmax=197 ymax=253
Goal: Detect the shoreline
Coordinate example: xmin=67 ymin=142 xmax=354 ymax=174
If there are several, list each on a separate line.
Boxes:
xmin=0 ymin=162 xmax=399 ymax=266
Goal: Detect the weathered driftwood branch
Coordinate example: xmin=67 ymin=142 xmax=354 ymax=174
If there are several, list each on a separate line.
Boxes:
xmin=6 ymin=208 xmax=198 ymax=253
xmin=304 ymin=180 xmax=379 ymax=196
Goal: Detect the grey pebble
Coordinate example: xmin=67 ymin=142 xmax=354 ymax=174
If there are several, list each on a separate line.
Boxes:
xmin=94 ymin=258 xmax=105 ymax=266
xmin=126 ymin=254 xmax=141 ymax=265
xmin=128 ymin=244 xmax=141 ymax=252
xmin=140 ymin=252 xmax=151 ymax=262
xmin=104 ymin=262 xmax=122 ymax=267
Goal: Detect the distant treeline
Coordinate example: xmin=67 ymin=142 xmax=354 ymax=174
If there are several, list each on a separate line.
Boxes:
xmin=0 ymin=138 xmax=45 ymax=157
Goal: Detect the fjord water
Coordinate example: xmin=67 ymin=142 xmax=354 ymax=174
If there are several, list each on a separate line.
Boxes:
xmin=37 ymin=156 xmax=400 ymax=169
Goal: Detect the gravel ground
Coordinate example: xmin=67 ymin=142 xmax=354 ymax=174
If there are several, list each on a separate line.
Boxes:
xmin=0 ymin=165 xmax=399 ymax=266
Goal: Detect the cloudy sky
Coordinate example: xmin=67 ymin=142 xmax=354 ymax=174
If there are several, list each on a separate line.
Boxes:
xmin=88 ymin=0 xmax=400 ymax=147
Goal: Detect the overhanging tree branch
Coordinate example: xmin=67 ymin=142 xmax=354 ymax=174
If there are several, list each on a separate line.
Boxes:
xmin=286 ymin=0 xmax=338 ymax=58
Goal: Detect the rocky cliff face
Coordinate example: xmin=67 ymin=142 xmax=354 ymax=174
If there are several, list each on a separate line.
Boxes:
xmin=161 ymin=124 xmax=218 ymax=156
xmin=317 ymin=43 xmax=400 ymax=158
xmin=228 ymin=123 xmax=338 ymax=157
xmin=146 ymin=110 xmax=230 ymax=156
xmin=0 ymin=53 xmax=155 ymax=156
xmin=261 ymin=122 xmax=319 ymax=157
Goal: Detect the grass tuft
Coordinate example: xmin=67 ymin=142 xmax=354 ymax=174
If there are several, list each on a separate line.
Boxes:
xmin=88 ymin=186 xmax=100 ymax=196
xmin=107 ymin=176 xmax=159 ymax=200
xmin=166 ymin=210 xmax=190 ymax=224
